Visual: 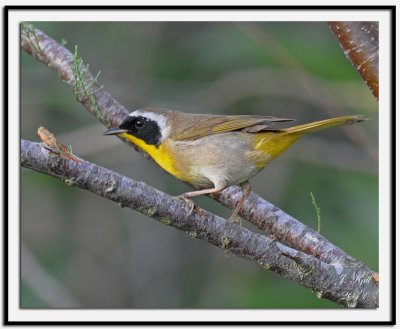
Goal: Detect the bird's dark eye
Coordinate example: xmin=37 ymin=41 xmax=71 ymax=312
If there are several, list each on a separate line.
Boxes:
xmin=134 ymin=119 xmax=145 ymax=129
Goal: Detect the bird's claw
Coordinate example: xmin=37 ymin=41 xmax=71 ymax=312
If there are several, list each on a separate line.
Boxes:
xmin=176 ymin=194 xmax=195 ymax=216
xmin=229 ymin=214 xmax=242 ymax=225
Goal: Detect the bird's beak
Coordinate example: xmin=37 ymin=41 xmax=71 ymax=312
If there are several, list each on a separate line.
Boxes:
xmin=103 ymin=128 xmax=129 ymax=136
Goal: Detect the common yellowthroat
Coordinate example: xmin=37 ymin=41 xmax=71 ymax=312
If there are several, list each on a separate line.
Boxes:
xmin=104 ymin=108 xmax=365 ymax=222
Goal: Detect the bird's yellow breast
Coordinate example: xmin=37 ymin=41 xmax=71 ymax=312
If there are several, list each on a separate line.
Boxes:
xmin=120 ymin=133 xmax=183 ymax=180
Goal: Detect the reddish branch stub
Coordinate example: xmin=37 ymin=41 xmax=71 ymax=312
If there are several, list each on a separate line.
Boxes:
xmin=37 ymin=126 xmax=81 ymax=163
xmin=372 ymin=273 xmax=379 ymax=282
xmin=328 ymin=21 xmax=379 ymax=100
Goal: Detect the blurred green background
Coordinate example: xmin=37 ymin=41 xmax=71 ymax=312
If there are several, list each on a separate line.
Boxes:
xmin=20 ymin=22 xmax=378 ymax=308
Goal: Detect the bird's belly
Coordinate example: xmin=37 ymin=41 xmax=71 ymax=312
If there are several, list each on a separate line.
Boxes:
xmin=166 ymin=133 xmax=261 ymax=188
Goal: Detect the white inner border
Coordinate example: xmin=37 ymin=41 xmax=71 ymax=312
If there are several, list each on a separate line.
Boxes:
xmin=8 ymin=7 xmax=391 ymax=323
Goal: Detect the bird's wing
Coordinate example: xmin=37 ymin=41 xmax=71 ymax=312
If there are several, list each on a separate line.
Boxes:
xmin=170 ymin=114 xmax=294 ymax=141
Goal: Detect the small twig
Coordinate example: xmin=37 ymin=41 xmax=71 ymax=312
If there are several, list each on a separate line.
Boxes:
xmin=37 ymin=126 xmax=80 ymax=163
xmin=72 ymin=46 xmax=105 ymax=124
xmin=310 ymin=192 xmax=321 ymax=233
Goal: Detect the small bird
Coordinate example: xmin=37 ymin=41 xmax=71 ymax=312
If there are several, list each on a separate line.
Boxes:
xmin=104 ymin=108 xmax=365 ymax=222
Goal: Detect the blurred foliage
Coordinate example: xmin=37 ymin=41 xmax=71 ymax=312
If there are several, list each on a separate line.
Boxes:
xmin=21 ymin=22 xmax=378 ymax=308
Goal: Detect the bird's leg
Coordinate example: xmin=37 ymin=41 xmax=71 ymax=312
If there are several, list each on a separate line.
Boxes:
xmin=178 ymin=186 xmax=226 ymax=198
xmin=229 ymin=181 xmax=251 ymax=224
xmin=177 ymin=183 xmax=227 ymax=216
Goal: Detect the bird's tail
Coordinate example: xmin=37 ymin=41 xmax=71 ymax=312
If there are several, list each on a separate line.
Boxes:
xmin=280 ymin=115 xmax=366 ymax=136
xmin=253 ymin=115 xmax=366 ymax=166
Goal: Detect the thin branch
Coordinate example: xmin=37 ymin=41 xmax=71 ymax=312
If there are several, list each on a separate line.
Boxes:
xmin=21 ymin=139 xmax=379 ymax=308
xmin=328 ymin=22 xmax=379 ymax=100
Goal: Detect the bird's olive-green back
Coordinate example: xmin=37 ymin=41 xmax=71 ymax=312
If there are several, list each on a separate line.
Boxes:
xmin=143 ymin=108 xmax=294 ymax=141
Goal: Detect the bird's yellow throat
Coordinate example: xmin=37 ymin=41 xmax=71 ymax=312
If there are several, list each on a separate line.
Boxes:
xmin=119 ymin=132 xmax=179 ymax=179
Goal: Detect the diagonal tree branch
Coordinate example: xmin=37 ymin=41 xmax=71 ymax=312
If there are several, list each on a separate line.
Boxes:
xmin=20 ymin=24 xmax=378 ymax=307
xmin=212 ymin=187 xmax=371 ymax=270
xmin=328 ymin=21 xmax=379 ymax=100
xmin=21 ymin=139 xmax=379 ymax=308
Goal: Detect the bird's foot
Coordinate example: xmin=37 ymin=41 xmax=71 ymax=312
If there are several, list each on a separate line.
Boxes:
xmin=176 ymin=194 xmax=195 ymax=216
xmin=228 ymin=213 xmax=242 ymax=225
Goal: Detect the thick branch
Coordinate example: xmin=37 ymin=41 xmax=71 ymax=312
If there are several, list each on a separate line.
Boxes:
xmin=21 ymin=139 xmax=379 ymax=308
xmin=328 ymin=22 xmax=379 ymax=100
